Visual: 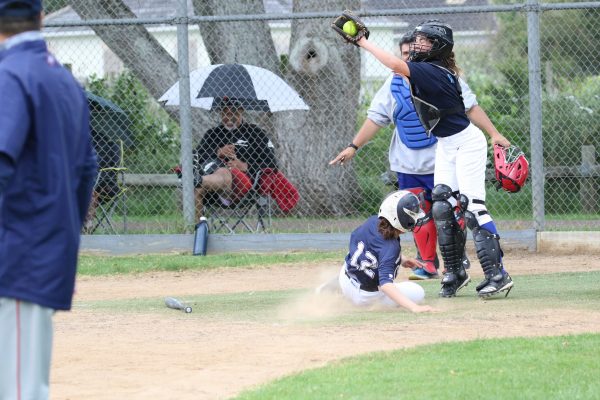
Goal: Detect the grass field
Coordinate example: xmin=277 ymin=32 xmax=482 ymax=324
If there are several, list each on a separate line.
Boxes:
xmin=236 ymin=334 xmax=600 ymax=400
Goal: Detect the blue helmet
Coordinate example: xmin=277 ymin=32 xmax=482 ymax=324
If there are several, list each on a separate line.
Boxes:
xmin=409 ymin=20 xmax=454 ymax=62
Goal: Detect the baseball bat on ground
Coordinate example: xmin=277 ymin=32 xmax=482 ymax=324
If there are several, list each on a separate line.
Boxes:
xmin=164 ymin=297 xmax=192 ymax=313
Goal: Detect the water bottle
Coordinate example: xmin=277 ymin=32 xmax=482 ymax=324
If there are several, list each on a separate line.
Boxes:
xmin=193 ymin=217 xmax=209 ymax=256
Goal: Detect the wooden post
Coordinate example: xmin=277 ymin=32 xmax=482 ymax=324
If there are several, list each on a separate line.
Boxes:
xmin=580 ymin=145 xmax=598 ymax=213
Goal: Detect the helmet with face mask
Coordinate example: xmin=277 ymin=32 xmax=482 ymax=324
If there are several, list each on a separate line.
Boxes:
xmin=494 ymin=144 xmax=529 ymax=193
xmin=409 ymin=20 xmax=454 ymax=62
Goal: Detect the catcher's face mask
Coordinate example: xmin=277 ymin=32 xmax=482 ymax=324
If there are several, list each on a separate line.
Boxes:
xmin=494 ymin=144 xmax=529 ymax=193
xmin=409 ymin=20 xmax=454 ymax=62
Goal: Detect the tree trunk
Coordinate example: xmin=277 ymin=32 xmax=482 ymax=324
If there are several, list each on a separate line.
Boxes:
xmin=192 ymin=0 xmax=279 ymax=72
xmin=274 ymin=0 xmax=361 ymax=215
xmin=191 ymin=0 xmax=282 ymax=148
xmin=70 ymin=0 xmax=178 ymax=100
xmin=72 ymin=0 xmax=361 ymax=215
xmin=71 ymin=0 xmax=211 ymax=140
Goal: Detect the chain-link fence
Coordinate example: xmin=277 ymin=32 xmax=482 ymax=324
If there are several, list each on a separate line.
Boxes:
xmin=42 ymin=0 xmax=600 ymax=234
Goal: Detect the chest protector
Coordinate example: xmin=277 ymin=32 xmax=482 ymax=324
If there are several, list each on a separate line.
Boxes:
xmin=409 ymin=64 xmax=465 ymax=135
xmin=391 ymin=75 xmax=437 ymax=149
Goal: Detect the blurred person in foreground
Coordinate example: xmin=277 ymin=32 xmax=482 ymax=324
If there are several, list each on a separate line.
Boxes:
xmin=0 ymin=0 xmax=97 ymax=398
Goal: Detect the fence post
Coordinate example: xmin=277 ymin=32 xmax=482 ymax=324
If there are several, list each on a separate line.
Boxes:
xmin=580 ymin=145 xmax=598 ymax=213
xmin=176 ymin=0 xmax=195 ymax=231
xmin=527 ymin=0 xmax=545 ymax=231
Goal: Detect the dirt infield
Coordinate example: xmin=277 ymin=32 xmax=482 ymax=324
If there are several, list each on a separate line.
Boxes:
xmin=51 ymin=250 xmax=600 ymax=399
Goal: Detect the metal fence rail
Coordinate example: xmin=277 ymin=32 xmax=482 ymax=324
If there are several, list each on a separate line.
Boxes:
xmin=42 ymin=0 xmax=600 ymax=234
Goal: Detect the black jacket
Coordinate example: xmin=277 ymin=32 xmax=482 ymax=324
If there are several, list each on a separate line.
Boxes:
xmin=194 ymin=122 xmax=277 ymax=180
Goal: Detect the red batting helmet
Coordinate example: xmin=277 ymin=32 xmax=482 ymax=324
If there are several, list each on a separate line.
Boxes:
xmin=494 ymin=144 xmax=529 ymax=193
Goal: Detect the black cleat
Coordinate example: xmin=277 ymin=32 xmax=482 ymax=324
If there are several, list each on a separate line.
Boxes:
xmin=478 ymin=273 xmax=514 ymax=298
xmin=475 ymin=278 xmax=489 ymax=292
xmin=439 ymin=269 xmax=471 ymax=297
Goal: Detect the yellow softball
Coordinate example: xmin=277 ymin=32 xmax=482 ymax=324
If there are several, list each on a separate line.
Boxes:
xmin=342 ymin=20 xmax=358 ymax=37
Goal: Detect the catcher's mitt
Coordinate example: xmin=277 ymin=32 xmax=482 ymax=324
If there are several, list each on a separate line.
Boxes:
xmin=331 ymin=10 xmax=369 ymax=46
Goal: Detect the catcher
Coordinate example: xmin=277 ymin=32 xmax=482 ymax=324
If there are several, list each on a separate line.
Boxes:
xmin=332 ymin=13 xmax=525 ymax=299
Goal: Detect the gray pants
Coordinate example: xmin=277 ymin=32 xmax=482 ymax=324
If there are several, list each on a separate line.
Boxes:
xmin=0 ymin=298 xmax=53 ymax=400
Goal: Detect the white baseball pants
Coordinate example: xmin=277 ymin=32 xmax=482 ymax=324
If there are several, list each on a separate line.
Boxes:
xmin=434 ymin=123 xmax=493 ymax=225
xmin=338 ymin=265 xmax=407 ymax=307
xmin=0 ymin=298 xmax=53 ymax=400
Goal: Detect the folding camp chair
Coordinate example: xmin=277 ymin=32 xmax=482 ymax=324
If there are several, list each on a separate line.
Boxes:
xmin=87 ymin=140 xmax=128 ymax=234
xmin=204 ymin=169 xmax=273 ymax=234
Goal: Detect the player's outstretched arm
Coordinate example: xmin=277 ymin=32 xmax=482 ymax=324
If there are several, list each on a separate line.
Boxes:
xmin=329 ymin=119 xmax=381 ymax=165
xmin=357 ymin=37 xmax=410 ymax=77
xmin=380 ymin=283 xmax=435 ymax=313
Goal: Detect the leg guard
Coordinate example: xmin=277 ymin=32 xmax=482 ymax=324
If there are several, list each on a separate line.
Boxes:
xmin=432 ymin=184 xmax=470 ymax=297
xmin=466 ymin=213 xmax=514 ymax=298
xmin=406 ymin=188 xmax=439 ymax=276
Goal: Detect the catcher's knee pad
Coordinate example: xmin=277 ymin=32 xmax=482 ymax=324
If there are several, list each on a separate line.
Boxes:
xmin=405 ymin=187 xmax=432 ymax=212
xmin=432 ymin=184 xmax=466 ymax=273
xmin=466 ymin=212 xmax=503 ymax=279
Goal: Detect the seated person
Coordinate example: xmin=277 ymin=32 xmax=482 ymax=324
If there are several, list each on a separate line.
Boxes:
xmin=193 ymin=98 xmax=278 ymax=218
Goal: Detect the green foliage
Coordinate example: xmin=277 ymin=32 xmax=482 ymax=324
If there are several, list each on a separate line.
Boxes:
xmin=43 ymin=0 xmax=68 ymax=14
xmin=470 ymin=8 xmax=600 ymax=216
xmin=87 ymin=72 xmax=182 ymax=217
xmin=486 ymin=180 xmax=533 ymax=217
xmin=87 ymin=72 xmax=181 ymax=174
xmin=492 ymin=2 xmax=600 ymax=81
xmin=125 ymin=187 xmax=180 ymax=218
xmin=352 ymin=86 xmax=396 ymax=215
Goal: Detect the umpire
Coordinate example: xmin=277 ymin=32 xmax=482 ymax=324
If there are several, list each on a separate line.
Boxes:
xmin=0 ymin=1 xmax=98 ymax=398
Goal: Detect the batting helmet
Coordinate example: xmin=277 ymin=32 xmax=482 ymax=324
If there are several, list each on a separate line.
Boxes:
xmin=494 ymin=144 xmax=529 ymax=193
xmin=378 ymin=190 xmax=426 ymax=233
xmin=409 ymin=19 xmax=454 ymax=62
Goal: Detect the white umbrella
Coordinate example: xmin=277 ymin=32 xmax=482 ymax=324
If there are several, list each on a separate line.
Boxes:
xmin=159 ymin=63 xmax=309 ymax=112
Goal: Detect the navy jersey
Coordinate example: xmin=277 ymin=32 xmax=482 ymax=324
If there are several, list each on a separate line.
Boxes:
xmin=344 ymin=216 xmax=402 ymax=292
xmin=407 ymin=61 xmax=470 ymax=137
xmin=0 ymin=33 xmax=97 ymax=310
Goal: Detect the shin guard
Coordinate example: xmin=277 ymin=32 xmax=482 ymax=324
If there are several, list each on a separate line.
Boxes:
xmin=432 ymin=185 xmax=470 ymax=297
xmin=432 ymin=186 xmax=466 ymax=273
xmin=466 ymin=213 xmax=513 ymax=297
